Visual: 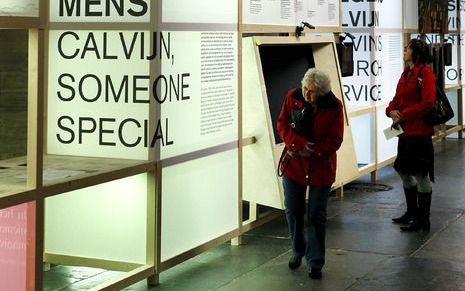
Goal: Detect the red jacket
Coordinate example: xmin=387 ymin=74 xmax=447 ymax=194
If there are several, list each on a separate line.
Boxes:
xmin=277 ymin=88 xmax=344 ymax=186
xmin=386 ymin=64 xmax=436 ymax=137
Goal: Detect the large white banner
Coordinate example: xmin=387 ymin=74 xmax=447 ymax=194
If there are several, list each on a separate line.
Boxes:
xmin=48 ymin=30 xmax=151 ymax=160
xmin=47 ymin=30 xmax=238 ymax=160
xmin=50 ymin=0 xmax=150 ymax=22
xmin=0 ymin=0 xmax=38 ymax=17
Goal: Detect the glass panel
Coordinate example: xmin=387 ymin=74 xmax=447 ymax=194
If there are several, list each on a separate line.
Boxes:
xmin=350 ymin=114 xmax=374 ymax=167
xmin=161 ymin=149 xmax=238 ymax=262
xmin=45 ymin=174 xmax=147 ymax=264
xmin=43 ymin=175 xmax=147 ymax=289
xmin=0 ymin=202 xmax=36 ymax=291
xmin=0 ymin=0 xmax=38 ymax=17
xmin=0 ymin=29 xmax=29 ymax=196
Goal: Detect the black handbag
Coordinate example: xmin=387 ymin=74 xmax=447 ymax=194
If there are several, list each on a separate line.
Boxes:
xmin=418 ymin=67 xmax=454 ymax=127
xmin=336 ymin=42 xmax=354 ymax=77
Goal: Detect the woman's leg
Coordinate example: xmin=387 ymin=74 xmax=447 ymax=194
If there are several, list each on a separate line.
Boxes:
xmin=392 ymin=173 xmax=418 ymax=224
xmin=282 ymin=176 xmax=307 ymax=263
xmin=401 ymin=174 xmax=432 ymax=231
xmin=305 ymin=186 xmax=331 ymax=273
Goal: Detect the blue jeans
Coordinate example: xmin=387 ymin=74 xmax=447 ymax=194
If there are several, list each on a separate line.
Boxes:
xmin=282 ymin=176 xmax=331 ymax=271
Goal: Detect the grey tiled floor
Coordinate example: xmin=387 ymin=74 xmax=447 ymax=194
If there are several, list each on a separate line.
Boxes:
xmin=44 ymin=139 xmax=465 ymax=291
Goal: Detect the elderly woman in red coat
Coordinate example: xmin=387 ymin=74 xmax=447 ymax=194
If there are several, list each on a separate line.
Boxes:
xmin=277 ymin=68 xmax=344 ymax=279
xmin=387 ymin=38 xmax=436 ymax=232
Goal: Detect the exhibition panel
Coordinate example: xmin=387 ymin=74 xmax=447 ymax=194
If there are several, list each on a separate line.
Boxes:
xmin=159 ymin=31 xmax=238 ymax=159
xmin=0 ymin=202 xmax=35 ymax=291
xmin=47 ymin=30 xmax=152 ymax=161
xmin=242 ymin=0 xmax=339 ymax=28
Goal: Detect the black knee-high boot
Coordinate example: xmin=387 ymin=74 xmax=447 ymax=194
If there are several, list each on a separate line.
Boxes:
xmin=401 ymin=191 xmax=432 ymax=232
xmin=392 ymin=186 xmax=418 ymax=224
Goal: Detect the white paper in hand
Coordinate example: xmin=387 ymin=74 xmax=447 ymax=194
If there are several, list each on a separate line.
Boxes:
xmin=383 ymin=125 xmax=403 ymax=140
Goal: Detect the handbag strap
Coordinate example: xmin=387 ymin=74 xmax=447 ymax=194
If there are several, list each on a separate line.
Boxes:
xmin=417 ymin=66 xmax=425 ymax=102
xmin=277 ymin=148 xmax=289 ymax=177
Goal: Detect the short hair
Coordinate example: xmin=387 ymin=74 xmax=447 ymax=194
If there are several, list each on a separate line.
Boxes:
xmin=408 ymin=39 xmax=433 ymax=64
xmin=301 ymin=68 xmax=331 ymax=96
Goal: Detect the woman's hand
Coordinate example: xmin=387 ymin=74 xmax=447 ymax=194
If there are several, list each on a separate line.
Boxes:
xmin=391 ymin=118 xmax=402 ymax=130
xmin=298 ymin=143 xmax=314 ymax=157
xmin=389 ymin=110 xmax=402 ymax=129
xmin=389 ymin=110 xmax=402 ymax=120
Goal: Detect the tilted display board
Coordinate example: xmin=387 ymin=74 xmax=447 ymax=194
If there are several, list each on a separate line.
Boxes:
xmin=242 ymin=36 xmax=359 ymax=209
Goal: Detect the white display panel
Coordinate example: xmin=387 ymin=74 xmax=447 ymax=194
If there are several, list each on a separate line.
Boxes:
xmin=299 ymin=0 xmax=340 ymax=27
xmin=50 ymin=0 xmax=150 ymax=22
xmin=161 ymin=149 xmax=238 ymax=262
xmin=342 ymin=1 xmax=371 ymax=28
xmin=375 ymin=0 xmax=402 ymax=29
xmin=350 ymin=114 xmax=373 ymax=165
xmin=404 ymin=0 xmax=419 ymax=29
xmin=377 ymin=105 xmax=397 ymax=163
xmin=0 ymin=0 xmax=38 ymax=17
xmin=160 ymin=31 xmax=238 ymax=159
xmin=45 ymin=174 xmax=147 ymax=264
xmin=375 ymin=33 xmax=403 ymax=106
xmin=243 ymin=0 xmax=339 ymax=27
xmin=47 ymin=30 xmax=150 ymax=160
xmin=162 ymin=0 xmax=237 ymax=24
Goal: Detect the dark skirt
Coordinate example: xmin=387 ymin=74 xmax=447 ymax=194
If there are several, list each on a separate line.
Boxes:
xmin=394 ymin=136 xmax=434 ymax=182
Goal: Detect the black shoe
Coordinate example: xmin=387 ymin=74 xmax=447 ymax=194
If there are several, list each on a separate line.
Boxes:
xmin=308 ymin=269 xmax=322 ymax=279
xmin=392 ymin=212 xmax=414 ymax=224
xmin=288 ymin=256 xmax=302 ymax=270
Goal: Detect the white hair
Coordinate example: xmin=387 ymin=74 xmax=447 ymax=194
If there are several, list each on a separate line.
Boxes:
xmin=301 ymin=68 xmax=331 ymax=96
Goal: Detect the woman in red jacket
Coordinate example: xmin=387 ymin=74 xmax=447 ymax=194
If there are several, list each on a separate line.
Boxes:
xmin=386 ymin=39 xmax=435 ymax=232
xmin=277 ymin=68 xmax=344 ymax=279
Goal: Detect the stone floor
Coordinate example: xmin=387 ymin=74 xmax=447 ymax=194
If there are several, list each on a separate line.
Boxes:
xmin=44 ymin=138 xmax=465 ymax=291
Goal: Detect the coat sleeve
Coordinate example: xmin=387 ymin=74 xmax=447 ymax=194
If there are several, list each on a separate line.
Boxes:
xmin=311 ymin=102 xmax=344 ymax=159
xmin=277 ymin=89 xmax=308 ymax=152
xmin=386 ymin=74 xmax=404 ymax=117
xmin=401 ymin=67 xmax=436 ymax=121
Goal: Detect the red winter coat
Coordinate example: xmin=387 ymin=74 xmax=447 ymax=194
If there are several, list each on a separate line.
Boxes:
xmin=386 ymin=64 xmax=436 ymax=137
xmin=277 ymin=88 xmax=344 ymax=186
